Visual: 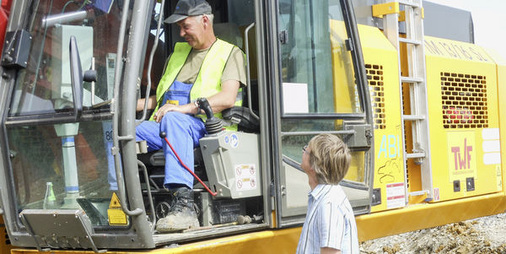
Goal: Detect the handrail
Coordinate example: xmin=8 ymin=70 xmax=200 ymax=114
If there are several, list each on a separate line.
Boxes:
xmin=138 ymin=160 xmax=156 ymax=230
xmin=111 ymin=0 xmax=142 ymax=216
xmin=138 ymin=0 xmax=166 ymax=123
xmin=244 ymin=22 xmax=259 ymax=120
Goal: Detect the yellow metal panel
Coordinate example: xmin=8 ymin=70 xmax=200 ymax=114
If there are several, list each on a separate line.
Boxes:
xmin=357 ymin=193 xmax=506 ymax=241
xmin=0 ymin=217 xmax=12 ymax=254
xmin=358 ymin=24 xmax=406 ymax=213
xmin=399 ymin=10 xmax=405 ymax=22
xmin=499 ymin=62 xmax=506 ymax=196
xmin=482 ymin=48 xmax=506 ymax=196
xmin=372 ymin=2 xmax=399 ymax=18
xmin=424 ymin=36 xmax=501 ymax=202
xmin=11 ymin=228 xmax=302 ymax=254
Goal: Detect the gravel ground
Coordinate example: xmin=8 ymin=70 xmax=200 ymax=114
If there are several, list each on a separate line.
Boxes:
xmin=360 ymin=213 xmax=506 ymax=253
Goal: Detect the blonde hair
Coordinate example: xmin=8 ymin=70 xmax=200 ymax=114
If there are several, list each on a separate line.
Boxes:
xmin=307 ymin=134 xmax=351 ymax=184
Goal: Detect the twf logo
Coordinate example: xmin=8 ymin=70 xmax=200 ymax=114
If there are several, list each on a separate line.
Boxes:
xmin=447 ymin=132 xmax=476 ymax=181
xmin=451 ymin=138 xmax=473 ymax=171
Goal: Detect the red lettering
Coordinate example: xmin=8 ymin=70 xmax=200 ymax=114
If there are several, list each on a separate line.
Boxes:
xmin=451 ymin=146 xmax=460 ymax=171
xmin=451 ymin=138 xmax=473 ymax=171
xmin=466 ymin=139 xmax=472 ymax=169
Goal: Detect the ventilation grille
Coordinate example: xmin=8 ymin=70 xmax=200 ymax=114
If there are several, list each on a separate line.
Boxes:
xmin=366 ymin=64 xmax=385 ymax=129
xmin=441 ymin=72 xmax=488 ymax=129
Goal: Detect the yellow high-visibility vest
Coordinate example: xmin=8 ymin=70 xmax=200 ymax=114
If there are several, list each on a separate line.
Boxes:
xmin=151 ymin=39 xmax=241 ymax=131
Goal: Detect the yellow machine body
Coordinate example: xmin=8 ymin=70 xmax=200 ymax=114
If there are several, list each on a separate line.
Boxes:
xmin=354 ymin=26 xmax=506 ymax=240
xmin=358 ymin=24 xmax=407 ymax=213
xmin=4 ymin=3 xmax=506 ymax=254
xmin=424 ymin=36 xmax=502 ymax=201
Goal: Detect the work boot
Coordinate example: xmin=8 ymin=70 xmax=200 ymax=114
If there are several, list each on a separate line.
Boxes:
xmin=156 ymin=187 xmax=199 ymax=233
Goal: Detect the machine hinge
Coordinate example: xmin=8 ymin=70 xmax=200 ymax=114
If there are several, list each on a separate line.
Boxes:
xmin=279 ymin=30 xmax=288 ymax=44
xmin=345 ymin=38 xmax=354 ymax=51
xmin=1 ymin=30 xmax=32 ymax=69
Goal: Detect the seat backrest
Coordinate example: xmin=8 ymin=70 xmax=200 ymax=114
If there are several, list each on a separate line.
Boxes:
xmin=222 ymin=106 xmax=259 ymax=133
xmin=213 ymin=22 xmax=243 ymax=50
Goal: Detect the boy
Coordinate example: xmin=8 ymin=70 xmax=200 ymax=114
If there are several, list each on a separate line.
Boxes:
xmin=297 ymin=134 xmax=359 ymax=254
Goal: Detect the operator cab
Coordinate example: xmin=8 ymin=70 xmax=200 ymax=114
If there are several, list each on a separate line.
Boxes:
xmin=0 ymin=0 xmax=374 ymax=251
xmin=135 ymin=0 xmax=264 ymax=234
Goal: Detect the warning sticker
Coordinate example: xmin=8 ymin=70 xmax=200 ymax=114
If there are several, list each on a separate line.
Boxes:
xmin=235 ymin=164 xmax=257 ymax=191
xmin=108 ymin=209 xmax=128 ymax=225
xmin=108 ymin=192 xmax=128 ymax=226
xmin=109 ymin=192 xmax=122 ymax=208
xmin=386 ymin=183 xmax=405 ymax=209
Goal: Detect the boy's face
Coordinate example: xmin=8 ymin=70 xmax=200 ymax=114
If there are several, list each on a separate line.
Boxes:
xmin=301 ymin=145 xmax=312 ymax=174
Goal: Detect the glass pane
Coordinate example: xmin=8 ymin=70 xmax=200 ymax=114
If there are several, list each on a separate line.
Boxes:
xmin=281 ymin=119 xmax=342 ymax=163
xmin=279 ymin=0 xmax=361 ymax=114
xmin=278 ymin=0 xmax=365 ymax=185
xmin=9 ymin=0 xmax=124 ymax=117
xmin=6 ymin=1 xmax=128 ymax=228
xmin=9 ymin=121 xmax=116 ymax=226
xmin=346 ymin=151 xmax=365 ymax=183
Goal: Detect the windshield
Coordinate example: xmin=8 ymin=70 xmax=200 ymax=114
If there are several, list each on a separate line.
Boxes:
xmin=6 ymin=0 xmax=129 ymax=228
xmin=9 ymin=0 xmax=121 ymax=117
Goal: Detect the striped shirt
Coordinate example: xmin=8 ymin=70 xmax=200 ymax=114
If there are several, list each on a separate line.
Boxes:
xmin=296 ymin=184 xmax=359 ymax=254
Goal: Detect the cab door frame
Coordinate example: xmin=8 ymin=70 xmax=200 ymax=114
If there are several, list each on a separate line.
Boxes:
xmin=264 ymin=0 xmax=374 ymax=228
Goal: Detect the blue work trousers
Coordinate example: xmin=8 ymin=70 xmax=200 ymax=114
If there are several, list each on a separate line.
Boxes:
xmin=136 ymin=112 xmax=207 ymax=189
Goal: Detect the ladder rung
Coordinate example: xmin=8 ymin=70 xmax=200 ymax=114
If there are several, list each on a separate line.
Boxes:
xmin=409 ymin=190 xmax=428 ymax=197
xmin=401 ymin=76 xmax=424 ymax=83
xmin=398 ymin=0 xmax=421 ymax=8
xmin=399 ymin=37 xmax=421 ymax=45
xmin=403 ymin=114 xmax=425 ymax=121
xmin=406 ymin=152 xmax=425 ymax=159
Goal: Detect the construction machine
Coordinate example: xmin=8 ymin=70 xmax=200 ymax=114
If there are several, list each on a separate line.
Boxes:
xmin=0 ymin=0 xmax=504 ymax=253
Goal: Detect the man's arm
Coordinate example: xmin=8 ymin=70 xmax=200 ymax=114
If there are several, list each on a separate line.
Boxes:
xmin=206 ymin=79 xmax=241 ymax=113
xmin=152 ymin=79 xmax=240 ymax=123
xmin=137 ymin=95 xmax=157 ymax=111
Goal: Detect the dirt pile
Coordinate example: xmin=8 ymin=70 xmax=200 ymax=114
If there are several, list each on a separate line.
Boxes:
xmin=360 ymin=213 xmax=506 ymax=254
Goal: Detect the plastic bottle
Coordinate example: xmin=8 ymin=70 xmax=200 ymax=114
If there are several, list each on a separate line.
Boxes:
xmin=43 ymin=182 xmax=57 ymax=209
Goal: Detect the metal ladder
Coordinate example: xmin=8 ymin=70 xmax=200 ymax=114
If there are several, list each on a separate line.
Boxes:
xmin=373 ymin=0 xmax=433 ymax=200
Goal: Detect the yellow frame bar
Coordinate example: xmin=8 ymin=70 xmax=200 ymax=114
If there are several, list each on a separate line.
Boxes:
xmin=372 ymin=2 xmax=400 ymax=18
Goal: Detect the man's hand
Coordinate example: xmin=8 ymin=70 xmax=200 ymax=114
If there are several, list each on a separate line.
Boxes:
xmin=153 ymin=102 xmax=198 ymax=123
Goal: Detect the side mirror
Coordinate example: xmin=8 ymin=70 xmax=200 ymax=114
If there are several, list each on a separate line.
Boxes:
xmin=69 ymin=36 xmax=83 ymax=119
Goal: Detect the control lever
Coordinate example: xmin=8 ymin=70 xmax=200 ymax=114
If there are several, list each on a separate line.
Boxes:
xmin=196 ymin=97 xmax=223 ymax=134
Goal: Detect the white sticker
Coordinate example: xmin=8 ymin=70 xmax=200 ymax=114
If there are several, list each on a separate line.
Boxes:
xmin=482 ymin=128 xmax=499 ymax=140
xmin=433 ymin=188 xmax=440 ymax=201
xmin=386 ymin=183 xmax=405 ymax=209
xmin=483 ymin=140 xmax=501 ymax=152
xmin=484 ymin=153 xmax=501 ymax=165
xmin=482 ymin=128 xmax=501 ymax=165
xmin=235 ymin=164 xmax=257 ymax=191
